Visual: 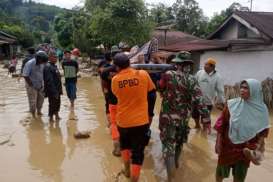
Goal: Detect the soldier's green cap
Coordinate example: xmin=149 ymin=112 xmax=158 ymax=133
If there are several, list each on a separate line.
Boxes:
xmin=171 ymin=51 xmax=193 ymax=64
xmin=111 ymin=45 xmax=121 ymax=53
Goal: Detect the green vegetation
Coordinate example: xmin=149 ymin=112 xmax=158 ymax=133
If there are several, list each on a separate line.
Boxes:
xmin=149 ymin=1 xmax=246 ymax=38
xmin=0 ymin=0 xmax=65 ymax=48
xmin=54 ymin=0 xmax=154 ymax=55
xmin=0 ymin=0 xmax=246 ymax=53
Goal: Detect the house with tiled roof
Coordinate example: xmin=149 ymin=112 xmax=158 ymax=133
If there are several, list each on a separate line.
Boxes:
xmin=160 ymin=11 xmax=273 ymax=85
xmin=0 ymin=30 xmax=17 ymax=60
xmin=201 ymin=11 xmax=273 ymax=85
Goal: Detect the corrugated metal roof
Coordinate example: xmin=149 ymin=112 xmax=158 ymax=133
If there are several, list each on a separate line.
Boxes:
xmin=0 ymin=31 xmax=17 ymax=44
xmin=152 ymin=30 xmax=200 ymax=47
xmin=234 ymin=11 xmax=273 ymax=39
xmin=159 ymin=39 xmax=229 ymax=52
xmin=208 ymin=11 xmax=273 ymax=40
xmin=159 ymin=38 xmax=269 ymax=52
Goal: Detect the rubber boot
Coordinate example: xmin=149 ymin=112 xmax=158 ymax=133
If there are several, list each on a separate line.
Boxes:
xmin=175 ymin=146 xmax=182 ymax=168
xmin=123 ymin=161 xmax=130 ymax=178
xmin=121 ymin=150 xmax=131 ymax=177
xmin=165 ymin=155 xmax=176 ymax=182
xmin=131 ymin=164 xmax=141 ymax=182
xmin=112 ymin=140 xmax=121 ymax=157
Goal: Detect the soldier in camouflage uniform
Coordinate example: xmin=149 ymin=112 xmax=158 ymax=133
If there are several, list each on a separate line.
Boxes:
xmin=158 ymin=51 xmax=211 ymax=181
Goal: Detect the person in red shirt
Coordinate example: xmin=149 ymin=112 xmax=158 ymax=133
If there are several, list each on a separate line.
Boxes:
xmin=214 ymin=79 xmax=270 ymax=182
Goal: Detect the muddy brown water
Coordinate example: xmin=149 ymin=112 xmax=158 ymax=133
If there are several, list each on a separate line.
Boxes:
xmin=0 ymin=68 xmax=272 ymax=182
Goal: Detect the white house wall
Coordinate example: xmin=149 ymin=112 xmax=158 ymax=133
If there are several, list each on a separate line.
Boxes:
xmin=200 ymin=51 xmax=273 ymax=85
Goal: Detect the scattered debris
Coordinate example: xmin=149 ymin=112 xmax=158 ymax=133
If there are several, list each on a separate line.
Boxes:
xmin=20 ymin=117 xmax=32 ymax=126
xmin=0 ymin=132 xmax=15 ymax=146
xmin=74 ymin=131 xmax=91 ymax=139
xmin=12 ymin=74 xmax=20 ymax=78
xmin=0 ymin=103 xmax=6 ymax=107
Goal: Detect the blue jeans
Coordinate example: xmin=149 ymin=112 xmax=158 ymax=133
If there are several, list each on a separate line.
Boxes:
xmin=65 ymin=81 xmax=77 ymax=101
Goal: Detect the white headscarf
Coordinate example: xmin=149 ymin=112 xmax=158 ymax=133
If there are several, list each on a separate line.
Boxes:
xmin=228 ymin=79 xmax=270 ymax=144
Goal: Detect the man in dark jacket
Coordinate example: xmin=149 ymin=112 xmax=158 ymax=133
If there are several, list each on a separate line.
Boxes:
xmin=44 ymin=50 xmax=63 ymax=121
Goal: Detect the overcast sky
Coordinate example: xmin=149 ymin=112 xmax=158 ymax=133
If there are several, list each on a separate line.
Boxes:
xmin=35 ymin=0 xmax=273 ymax=17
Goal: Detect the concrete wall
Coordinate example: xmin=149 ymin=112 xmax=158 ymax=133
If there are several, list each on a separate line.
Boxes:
xmin=200 ymin=50 xmax=273 ymax=85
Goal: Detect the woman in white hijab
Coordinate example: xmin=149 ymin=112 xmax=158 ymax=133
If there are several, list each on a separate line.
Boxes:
xmin=214 ymin=79 xmax=270 ymax=182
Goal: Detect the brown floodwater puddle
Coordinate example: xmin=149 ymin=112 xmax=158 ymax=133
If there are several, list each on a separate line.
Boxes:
xmin=0 ymin=67 xmax=272 ymax=182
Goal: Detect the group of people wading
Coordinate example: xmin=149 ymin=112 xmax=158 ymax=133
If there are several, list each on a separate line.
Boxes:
xmin=20 ymin=45 xmax=270 ymax=182
xmin=98 ymin=48 xmax=270 ymax=182
xmin=21 ymin=47 xmax=80 ymax=121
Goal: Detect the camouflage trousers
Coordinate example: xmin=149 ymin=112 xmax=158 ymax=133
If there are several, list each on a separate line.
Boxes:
xmin=159 ymin=114 xmax=190 ymax=157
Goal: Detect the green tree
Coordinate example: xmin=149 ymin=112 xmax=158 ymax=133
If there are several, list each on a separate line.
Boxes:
xmin=54 ymin=12 xmax=74 ymax=48
xmin=0 ymin=0 xmax=23 ymax=14
xmin=0 ymin=0 xmax=66 ymax=46
xmin=0 ymin=24 xmax=34 ymax=48
xmin=72 ymin=9 xmax=99 ymax=55
xmin=206 ymin=2 xmax=247 ymax=36
xmin=85 ymin=0 xmax=111 ymax=12
xmin=149 ymin=3 xmax=175 ymax=25
xmin=31 ymin=16 xmax=50 ymax=32
xmin=173 ymin=0 xmax=208 ymax=37
xmin=89 ymin=0 xmax=153 ymax=47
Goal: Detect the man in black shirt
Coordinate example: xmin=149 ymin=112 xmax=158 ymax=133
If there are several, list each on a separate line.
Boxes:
xmin=44 ymin=50 xmax=63 ymax=121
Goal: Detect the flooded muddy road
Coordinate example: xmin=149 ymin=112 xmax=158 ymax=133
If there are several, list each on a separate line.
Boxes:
xmin=0 ymin=67 xmax=273 ymax=182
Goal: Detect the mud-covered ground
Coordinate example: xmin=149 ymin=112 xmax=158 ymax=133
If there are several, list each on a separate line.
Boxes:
xmin=0 ymin=66 xmax=272 ymax=182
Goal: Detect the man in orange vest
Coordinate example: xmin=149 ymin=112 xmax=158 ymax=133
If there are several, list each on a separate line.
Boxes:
xmin=112 ymin=53 xmax=156 ymax=182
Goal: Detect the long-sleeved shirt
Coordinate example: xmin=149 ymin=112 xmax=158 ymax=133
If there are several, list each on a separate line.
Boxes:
xmin=159 ymin=70 xmax=210 ymax=124
xmin=196 ymin=69 xmax=225 ymax=105
xmin=43 ymin=63 xmax=62 ymax=97
xmin=215 ymin=106 xmax=269 ymax=166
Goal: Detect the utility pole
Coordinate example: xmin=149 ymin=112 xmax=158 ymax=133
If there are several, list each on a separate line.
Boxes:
xmin=250 ymin=0 xmax=253 ymax=11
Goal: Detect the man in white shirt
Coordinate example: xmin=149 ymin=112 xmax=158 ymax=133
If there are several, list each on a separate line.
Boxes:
xmin=22 ymin=51 xmax=48 ymax=117
xmin=192 ymin=58 xmax=225 ymax=128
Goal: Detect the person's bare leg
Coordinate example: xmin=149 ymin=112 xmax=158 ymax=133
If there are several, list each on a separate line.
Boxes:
xmin=194 ymin=118 xmax=201 ymax=129
xmin=55 ymin=113 xmax=61 ymax=120
xmin=31 ymin=112 xmax=36 ymax=118
xmin=49 ymin=115 xmax=54 ymax=122
xmin=233 ymin=178 xmax=243 ymax=182
xmin=70 ymin=100 xmax=74 ymax=109
xmin=216 ymin=175 xmax=224 ymax=182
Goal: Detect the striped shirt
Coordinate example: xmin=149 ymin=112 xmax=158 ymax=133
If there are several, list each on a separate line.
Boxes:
xmin=62 ymin=60 xmax=78 ymax=82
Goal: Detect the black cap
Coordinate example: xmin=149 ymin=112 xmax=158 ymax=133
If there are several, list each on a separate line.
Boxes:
xmin=113 ymin=53 xmax=130 ymax=69
xmin=64 ymin=49 xmax=71 ymax=54
xmin=27 ymin=47 xmax=35 ymax=54
xmin=98 ymin=60 xmax=107 ymax=68
xmin=104 ymin=52 xmax=111 ymax=61
xmin=35 ymin=51 xmax=48 ymax=63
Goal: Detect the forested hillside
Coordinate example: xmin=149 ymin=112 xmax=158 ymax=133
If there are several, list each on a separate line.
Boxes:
xmin=0 ymin=0 xmax=66 ymax=48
